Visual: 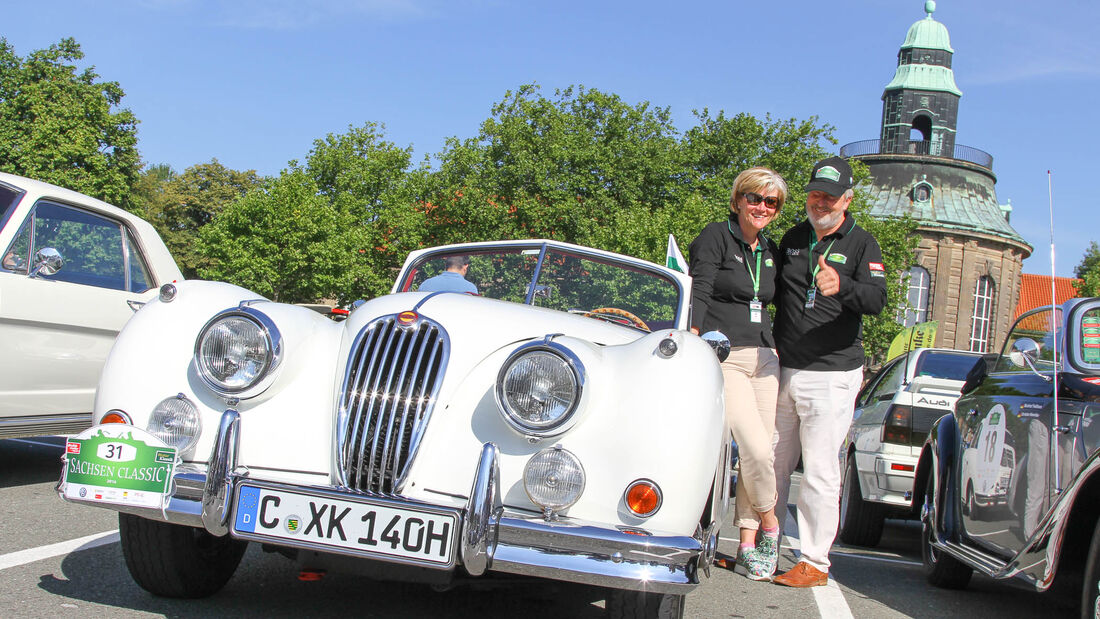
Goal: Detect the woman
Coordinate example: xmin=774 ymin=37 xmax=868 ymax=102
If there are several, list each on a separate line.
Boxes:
xmin=688 ymin=167 xmax=786 ymax=581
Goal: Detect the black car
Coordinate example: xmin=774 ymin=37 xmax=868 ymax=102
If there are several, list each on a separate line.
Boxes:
xmin=919 ymin=297 xmax=1100 ymax=617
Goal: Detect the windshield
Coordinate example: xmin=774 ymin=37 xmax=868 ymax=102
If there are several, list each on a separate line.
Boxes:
xmin=399 ymin=244 xmax=683 ymax=331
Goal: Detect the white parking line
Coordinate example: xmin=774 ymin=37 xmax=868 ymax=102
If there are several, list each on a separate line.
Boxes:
xmin=0 ymin=530 xmax=119 ymax=570
xmin=782 ymin=506 xmax=855 ymax=619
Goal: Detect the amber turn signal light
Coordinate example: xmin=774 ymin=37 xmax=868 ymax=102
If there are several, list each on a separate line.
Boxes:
xmin=625 ymin=479 xmax=662 ymax=517
xmin=100 ymin=410 xmax=132 ymax=424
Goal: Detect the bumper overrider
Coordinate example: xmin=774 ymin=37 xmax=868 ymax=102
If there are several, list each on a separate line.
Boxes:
xmin=61 ymin=410 xmax=706 ymax=594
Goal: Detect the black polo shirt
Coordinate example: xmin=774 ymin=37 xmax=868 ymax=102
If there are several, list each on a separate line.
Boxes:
xmin=688 ymin=216 xmax=780 ymax=348
xmin=774 ymin=213 xmax=887 ymax=371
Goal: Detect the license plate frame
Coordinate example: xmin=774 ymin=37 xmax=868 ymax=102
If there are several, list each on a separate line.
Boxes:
xmin=231 ymin=480 xmax=460 ymax=569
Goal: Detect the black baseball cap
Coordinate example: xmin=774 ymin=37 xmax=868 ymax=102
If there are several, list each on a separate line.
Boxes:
xmin=805 ymin=156 xmax=853 ymax=197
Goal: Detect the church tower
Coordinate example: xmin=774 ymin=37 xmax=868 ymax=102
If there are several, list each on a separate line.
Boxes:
xmin=880 ymin=0 xmax=961 ymax=157
xmin=841 ymin=1 xmax=1032 ymax=354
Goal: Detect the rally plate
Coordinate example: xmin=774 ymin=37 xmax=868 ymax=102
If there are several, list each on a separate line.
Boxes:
xmin=231 ymin=482 xmax=459 ymax=568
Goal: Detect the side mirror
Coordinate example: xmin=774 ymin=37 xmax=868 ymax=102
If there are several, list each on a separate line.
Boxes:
xmin=30 ymin=247 xmax=64 ymax=278
xmin=700 ymin=330 xmax=731 ymax=363
xmin=961 ymin=356 xmax=988 ymax=395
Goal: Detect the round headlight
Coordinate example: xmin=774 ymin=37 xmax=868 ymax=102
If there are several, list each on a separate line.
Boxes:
xmin=523 ymin=447 xmax=585 ymax=513
xmin=195 ymin=309 xmax=279 ymax=396
xmin=148 ymin=395 xmax=201 ymax=452
xmin=496 ymin=342 xmax=584 ymax=436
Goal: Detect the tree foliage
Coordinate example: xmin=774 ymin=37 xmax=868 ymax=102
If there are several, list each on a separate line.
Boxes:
xmin=1074 ymin=241 xmax=1100 ymax=297
xmin=0 ymin=38 xmax=140 ymax=207
xmin=196 ymin=170 xmax=355 ymax=303
xmin=134 ymin=160 xmax=262 ymax=278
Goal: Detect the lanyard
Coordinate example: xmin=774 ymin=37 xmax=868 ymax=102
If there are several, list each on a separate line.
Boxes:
xmin=808 ymin=230 xmax=837 ymax=285
xmin=730 ymin=221 xmax=765 ymax=300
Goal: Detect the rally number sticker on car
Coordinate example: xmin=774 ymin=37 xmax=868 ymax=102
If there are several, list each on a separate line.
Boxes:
xmin=232 ymin=484 xmax=458 ymax=568
xmin=61 ymin=425 xmax=177 ymax=509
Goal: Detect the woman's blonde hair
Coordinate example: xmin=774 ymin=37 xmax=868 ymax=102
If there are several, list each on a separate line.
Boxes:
xmin=729 ymin=167 xmax=789 ymax=214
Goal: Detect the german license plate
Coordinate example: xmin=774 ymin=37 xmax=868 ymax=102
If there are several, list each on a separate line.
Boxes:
xmin=232 ymin=483 xmax=458 ymax=567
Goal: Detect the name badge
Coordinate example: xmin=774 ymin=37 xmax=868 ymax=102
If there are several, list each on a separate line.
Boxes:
xmin=749 ymin=300 xmax=762 ymax=324
xmin=805 ymin=288 xmax=816 ymax=309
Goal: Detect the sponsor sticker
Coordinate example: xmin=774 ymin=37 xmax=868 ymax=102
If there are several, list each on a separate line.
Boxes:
xmin=827 ymin=254 xmax=847 ymax=264
xmin=60 ymin=425 xmax=177 ymax=509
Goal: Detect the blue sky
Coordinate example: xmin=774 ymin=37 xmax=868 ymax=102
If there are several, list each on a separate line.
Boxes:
xmin=4 ymin=0 xmax=1097 ymax=276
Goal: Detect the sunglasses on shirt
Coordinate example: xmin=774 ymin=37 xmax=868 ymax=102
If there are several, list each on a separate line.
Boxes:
xmin=742 ymin=192 xmax=781 ymax=209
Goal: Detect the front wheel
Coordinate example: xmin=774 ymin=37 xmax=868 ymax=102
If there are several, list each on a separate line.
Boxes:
xmin=119 ymin=513 xmax=247 ymax=598
xmin=838 ymin=454 xmax=884 ymax=547
xmin=1079 ymin=518 xmax=1100 ymax=619
xmin=606 ymin=589 xmax=684 ymax=619
xmin=920 ymin=474 xmax=972 ymax=589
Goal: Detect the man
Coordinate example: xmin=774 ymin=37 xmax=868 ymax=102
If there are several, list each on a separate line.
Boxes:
xmin=418 ymin=255 xmax=478 ymax=294
xmin=771 ymin=156 xmax=887 ymax=587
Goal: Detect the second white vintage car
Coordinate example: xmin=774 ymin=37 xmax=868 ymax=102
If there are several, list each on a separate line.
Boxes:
xmin=58 ymin=240 xmax=730 ymax=619
xmin=0 ymin=172 xmax=182 ymax=438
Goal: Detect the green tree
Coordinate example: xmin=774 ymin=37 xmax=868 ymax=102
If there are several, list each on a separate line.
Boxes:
xmin=1074 ymin=241 xmax=1100 ymax=297
xmin=0 ymin=38 xmax=140 ymax=207
xmin=135 ymin=160 xmax=263 ymax=278
xmin=196 ymin=170 xmax=354 ymax=303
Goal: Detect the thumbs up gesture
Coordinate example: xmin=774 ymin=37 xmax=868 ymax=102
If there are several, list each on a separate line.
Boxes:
xmin=816 ymin=254 xmax=840 ymax=297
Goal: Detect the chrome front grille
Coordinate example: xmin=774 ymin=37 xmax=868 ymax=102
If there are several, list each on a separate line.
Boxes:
xmin=337 ymin=314 xmax=448 ymax=494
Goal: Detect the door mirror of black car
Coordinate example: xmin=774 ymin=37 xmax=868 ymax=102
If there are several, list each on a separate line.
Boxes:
xmin=1010 ymin=338 xmax=1041 ymax=368
xmin=961 ymin=356 xmax=988 ymax=395
xmin=877 ymin=392 xmax=895 ymax=402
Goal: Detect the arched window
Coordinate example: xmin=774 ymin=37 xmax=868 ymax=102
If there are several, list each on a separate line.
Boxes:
xmin=899 ymin=266 xmax=931 ymax=327
xmin=910 ymin=115 xmax=932 ymax=142
xmin=969 ymin=276 xmax=996 ymax=352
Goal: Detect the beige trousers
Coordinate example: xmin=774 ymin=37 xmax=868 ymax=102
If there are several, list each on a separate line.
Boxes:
xmin=722 ymin=346 xmax=780 ymax=530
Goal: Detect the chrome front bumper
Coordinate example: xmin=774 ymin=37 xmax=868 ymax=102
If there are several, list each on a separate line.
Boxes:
xmin=60 ymin=410 xmax=705 ymax=595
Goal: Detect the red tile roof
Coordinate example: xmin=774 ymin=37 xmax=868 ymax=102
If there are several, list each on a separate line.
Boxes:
xmin=1015 ymin=273 xmax=1080 ymax=318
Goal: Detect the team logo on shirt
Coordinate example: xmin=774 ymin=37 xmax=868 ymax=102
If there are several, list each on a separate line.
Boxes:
xmin=733 ymin=254 xmax=744 ymax=264
xmin=827 ymin=254 xmax=847 ymax=264
xmin=869 ymin=262 xmax=885 ymax=277
xmin=786 ymin=248 xmax=800 ymax=256
xmin=765 ymin=258 xmax=774 ymax=267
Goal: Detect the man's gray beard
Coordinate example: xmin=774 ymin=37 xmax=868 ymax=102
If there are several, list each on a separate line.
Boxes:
xmin=807 ymin=207 xmax=843 ymax=232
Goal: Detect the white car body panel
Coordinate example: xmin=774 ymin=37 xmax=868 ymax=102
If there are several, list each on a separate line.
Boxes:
xmin=76 ymin=240 xmax=728 ymax=597
xmin=0 ymin=172 xmax=182 ymax=437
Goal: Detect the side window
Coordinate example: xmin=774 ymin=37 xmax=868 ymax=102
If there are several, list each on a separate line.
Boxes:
xmin=125 ymin=228 xmax=154 ymax=292
xmin=995 ymin=307 xmax=1063 ymax=373
xmin=870 ymin=360 xmax=907 ymax=401
xmin=3 ymin=216 xmax=32 ymax=273
xmin=10 ymin=200 xmax=143 ymax=292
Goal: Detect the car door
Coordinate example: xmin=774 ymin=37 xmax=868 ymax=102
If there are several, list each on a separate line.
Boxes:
xmin=0 ymin=199 xmax=160 ymax=422
xmin=957 ymin=307 xmax=1063 ymax=557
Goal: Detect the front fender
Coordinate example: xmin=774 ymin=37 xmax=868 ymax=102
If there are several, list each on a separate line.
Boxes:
xmin=924 ymin=412 xmax=961 ymax=540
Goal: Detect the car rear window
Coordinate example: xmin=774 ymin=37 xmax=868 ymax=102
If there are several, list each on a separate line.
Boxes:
xmin=912 ymin=352 xmax=980 ymax=380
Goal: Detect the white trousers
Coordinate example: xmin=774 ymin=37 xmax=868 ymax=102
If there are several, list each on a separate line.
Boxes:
xmin=773 ymin=366 xmax=863 ymax=572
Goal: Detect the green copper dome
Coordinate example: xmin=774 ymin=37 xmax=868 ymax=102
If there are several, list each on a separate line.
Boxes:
xmin=901 ymin=1 xmax=953 ymax=52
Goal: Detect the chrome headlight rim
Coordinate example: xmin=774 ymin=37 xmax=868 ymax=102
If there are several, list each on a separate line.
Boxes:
xmin=494 ymin=338 xmax=586 ymax=438
xmin=194 ymin=305 xmax=283 ymax=398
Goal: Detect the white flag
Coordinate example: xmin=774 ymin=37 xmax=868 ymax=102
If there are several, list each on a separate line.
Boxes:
xmin=666 ymin=234 xmax=687 ymax=273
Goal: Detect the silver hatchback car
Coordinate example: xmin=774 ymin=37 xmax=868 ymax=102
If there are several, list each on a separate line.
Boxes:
xmin=839 ymin=348 xmax=983 ymax=547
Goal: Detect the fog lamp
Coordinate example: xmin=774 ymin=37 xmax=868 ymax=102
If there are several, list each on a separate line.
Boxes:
xmin=523 ymin=447 xmax=585 ymax=515
xmin=148 ymin=394 xmax=201 ymax=452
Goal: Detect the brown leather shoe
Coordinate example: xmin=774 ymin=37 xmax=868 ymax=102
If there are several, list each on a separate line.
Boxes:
xmin=773 ymin=561 xmax=828 ymax=587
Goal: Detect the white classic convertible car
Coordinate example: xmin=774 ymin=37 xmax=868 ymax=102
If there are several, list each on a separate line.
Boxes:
xmin=58 ymin=240 xmax=730 ymax=618
xmin=0 ymin=172 xmax=182 ymax=438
